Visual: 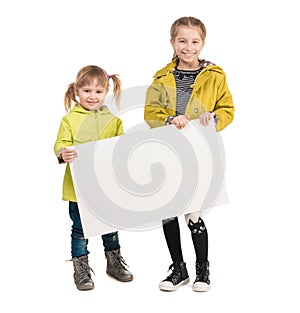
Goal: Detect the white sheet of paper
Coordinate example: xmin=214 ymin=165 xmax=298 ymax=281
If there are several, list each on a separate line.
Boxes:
xmin=70 ymin=119 xmax=227 ymax=238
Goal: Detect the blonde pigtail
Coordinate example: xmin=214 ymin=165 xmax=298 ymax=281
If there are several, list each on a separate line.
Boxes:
xmin=64 ymin=82 xmax=78 ymax=112
xmin=109 ymin=74 xmax=122 ymax=109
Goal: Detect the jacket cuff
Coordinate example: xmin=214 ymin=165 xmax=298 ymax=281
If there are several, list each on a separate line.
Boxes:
xmin=165 ymin=116 xmax=174 ymax=125
xmin=210 ymin=112 xmax=218 ymax=125
xmin=58 ymin=155 xmax=65 ymax=164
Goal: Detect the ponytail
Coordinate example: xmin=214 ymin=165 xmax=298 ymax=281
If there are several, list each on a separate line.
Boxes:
xmin=64 ymin=82 xmax=78 ymax=112
xmin=108 ymin=74 xmax=121 ymax=109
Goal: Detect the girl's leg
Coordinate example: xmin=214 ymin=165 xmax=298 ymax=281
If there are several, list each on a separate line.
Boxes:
xmin=162 ymin=217 xmax=184 ymax=263
xmin=159 ymin=217 xmax=189 ymax=291
xmin=185 ymin=212 xmax=208 ymax=263
xmin=101 ymin=231 xmax=120 ymax=251
xmin=68 ymin=201 xmax=93 ymax=290
xmin=69 ymin=201 xmax=89 ymax=257
xmin=185 ymin=211 xmax=210 ymax=292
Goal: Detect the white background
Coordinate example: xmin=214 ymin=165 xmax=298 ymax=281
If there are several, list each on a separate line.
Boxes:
xmin=1 ymin=0 xmax=299 ymax=312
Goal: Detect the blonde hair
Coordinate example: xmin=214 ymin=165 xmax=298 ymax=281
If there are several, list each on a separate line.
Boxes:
xmin=64 ymin=65 xmax=121 ymax=112
xmin=170 ymin=16 xmax=206 ymax=60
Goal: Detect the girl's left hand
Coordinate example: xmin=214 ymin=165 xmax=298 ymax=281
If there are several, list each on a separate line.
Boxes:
xmin=199 ymin=112 xmax=215 ymax=126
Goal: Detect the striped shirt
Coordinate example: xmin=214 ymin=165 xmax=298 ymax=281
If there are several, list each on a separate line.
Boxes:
xmin=174 ymin=67 xmax=202 ymax=115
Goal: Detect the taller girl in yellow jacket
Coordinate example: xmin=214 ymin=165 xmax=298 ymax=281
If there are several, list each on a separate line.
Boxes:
xmin=54 ymin=65 xmax=133 ymax=291
xmin=144 ymin=16 xmax=234 ymax=292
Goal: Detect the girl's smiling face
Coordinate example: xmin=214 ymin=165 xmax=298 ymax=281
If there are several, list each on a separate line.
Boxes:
xmin=171 ymin=26 xmax=204 ymax=69
xmin=76 ymin=79 xmax=107 ymax=110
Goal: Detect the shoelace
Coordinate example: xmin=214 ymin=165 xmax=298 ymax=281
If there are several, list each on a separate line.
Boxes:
xmin=166 ymin=263 xmax=181 ymax=281
xmin=196 ymin=263 xmax=209 ymax=281
xmin=69 ymin=258 xmax=95 ymax=278
xmin=110 ymin=251 xmax=129 ymax=270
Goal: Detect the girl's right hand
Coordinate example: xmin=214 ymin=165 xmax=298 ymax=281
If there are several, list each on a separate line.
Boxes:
xmin=61 ymin=148 xmax=78 ymax=163
xmin=171 ymin=115 xmax=190 ymax=129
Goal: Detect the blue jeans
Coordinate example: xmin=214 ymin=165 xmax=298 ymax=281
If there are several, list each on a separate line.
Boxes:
xmin=69 ymin=201 xmax=120 ymax=257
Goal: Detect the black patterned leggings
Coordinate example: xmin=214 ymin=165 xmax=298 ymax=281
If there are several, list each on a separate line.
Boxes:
xmin=162 ymin=211 xmax=208 ymax=264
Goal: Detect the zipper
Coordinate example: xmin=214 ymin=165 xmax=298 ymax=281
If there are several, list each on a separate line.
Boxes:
xmin=94 ymin=110 xmax=99 ymax=140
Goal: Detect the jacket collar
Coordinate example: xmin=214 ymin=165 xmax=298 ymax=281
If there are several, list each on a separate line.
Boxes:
xmin=153 ymin=59 xmax=177 ymax=79
xmin=153 ymin=58 xmax=224 ymax=79
xmin=71 ymin=104 xmax=110 ymax=114
xmin=153 ymin=59 xmax=225 ymax=92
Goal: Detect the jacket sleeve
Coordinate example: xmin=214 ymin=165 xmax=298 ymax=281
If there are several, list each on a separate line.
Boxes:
xmin=214 ymin=75 xmax=234 ymax=131
xmin=144 ymin=81 xmax=171 ymax=129
xmin=53 ymin=117 xmax=73 ymax=163
xmin=116 ymin=118 xmax=124 ymax=136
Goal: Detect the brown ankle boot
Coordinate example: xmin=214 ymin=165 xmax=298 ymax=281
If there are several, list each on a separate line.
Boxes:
xmin=105 ymin=249 xmax=133 ymax=282
xmin=72 ymin=255 xmax=94 ymax=290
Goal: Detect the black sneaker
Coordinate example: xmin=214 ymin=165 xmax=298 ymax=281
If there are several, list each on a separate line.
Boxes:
xmin=159 ymin=262 xmax=190 ymax=291
xmin=192 ymin=261 xmax=210 ymax=292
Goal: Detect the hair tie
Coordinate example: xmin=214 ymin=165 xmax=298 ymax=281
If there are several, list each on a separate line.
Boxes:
xmin=107 ymin=75 xmax=111 ymax=79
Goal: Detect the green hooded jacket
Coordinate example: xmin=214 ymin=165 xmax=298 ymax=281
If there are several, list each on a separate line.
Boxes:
xmin=144 ymin=59 xmax=234 ymax=131
xmin=54 ymin=105 xmax=123 ymax=201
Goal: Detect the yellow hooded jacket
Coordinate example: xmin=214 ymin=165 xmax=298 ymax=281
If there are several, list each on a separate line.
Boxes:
xmin=54 ymin=105 xmax=123 ymax=201
xmin=144 ymin=59 xmax=234 ymax=131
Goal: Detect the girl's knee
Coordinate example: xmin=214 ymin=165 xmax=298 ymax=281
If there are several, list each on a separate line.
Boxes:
xmin=185 ymin=212 xmax=206 ymax=235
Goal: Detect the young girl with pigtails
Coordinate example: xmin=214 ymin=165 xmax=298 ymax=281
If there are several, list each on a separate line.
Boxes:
xmin=54 ymin=65 xmax=133 ymax=291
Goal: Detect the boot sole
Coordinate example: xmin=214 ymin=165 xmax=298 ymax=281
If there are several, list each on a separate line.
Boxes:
xmin=159 ymin=278 xmax=190 ymax=291
xmin=106 ymin=270 xmax=133 ymax=282
xmin=192 ymin=284 xmax=211 ymax=292
xmin=76 ymin=285 xmax=94 ymax=291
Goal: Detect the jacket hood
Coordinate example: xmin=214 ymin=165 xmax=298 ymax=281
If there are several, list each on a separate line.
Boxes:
xmin=153 ymin=58 xmax=225 ymax=79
